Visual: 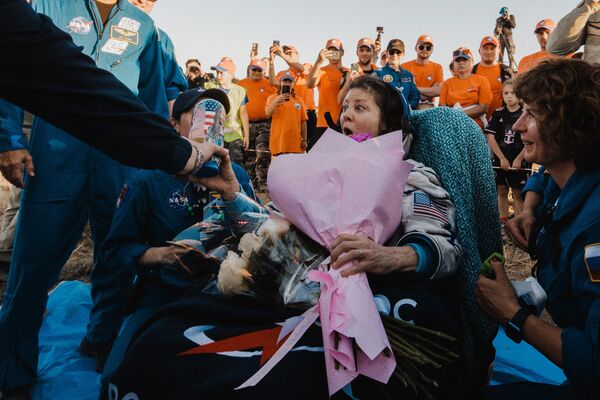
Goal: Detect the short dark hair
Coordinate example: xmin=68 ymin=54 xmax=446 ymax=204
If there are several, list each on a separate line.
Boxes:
xmin=185 ymin=58 xmax=201 ymax=67
xmin=514 ymin=58 xmax=600 ymax=171
xmin=345 ymin=75 xmax=408 ymax=134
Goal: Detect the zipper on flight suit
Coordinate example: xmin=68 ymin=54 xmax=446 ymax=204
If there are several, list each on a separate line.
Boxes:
xmin=90 ymin=2 xmax=121 ymax=65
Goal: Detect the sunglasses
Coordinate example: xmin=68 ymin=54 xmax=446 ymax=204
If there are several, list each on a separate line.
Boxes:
xmin=250 ymin=67 xmax=263 ymax=72
xmin=418 ymin=45 xmax=433 ymax=51
xmin=453 ymin=49 xmax=471 ymax=57
xmin=388 ymin=49 xmax=403 ymax=55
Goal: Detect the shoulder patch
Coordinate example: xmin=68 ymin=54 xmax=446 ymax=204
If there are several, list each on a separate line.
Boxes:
xmin=584 ymin=244 xmax=600 ymax=282
xmin=383 ymin=74 xmax=393 ymax=83
xmin=67 ymin=17 xmax=93 ymax=35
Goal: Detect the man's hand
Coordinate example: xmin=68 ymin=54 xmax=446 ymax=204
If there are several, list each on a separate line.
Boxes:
xmin=316 ymin=48 xmax=332 ymax=65
xmin=139 ymin=245 xmax=190 ymax=266
xmin=476 ymin=260 xmax=521 ymax=325
xmin=505 ymin=209 xmax=536 ymax=250
xmin=500 ymin=157 xmax=510 ymax=171
xmin=276 ymin=93 xmax=290 ymax=104
xmin=187 ymin=151 xmax=239 ymax=201
xmin=511 ymin=158 xmax=523 ymax=169
xmin=0 ymin=149 xmax=35 ymax=188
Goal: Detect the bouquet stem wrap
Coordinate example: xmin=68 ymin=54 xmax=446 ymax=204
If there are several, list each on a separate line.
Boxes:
xmin=237 ymin=129 xmax=414 ymax=396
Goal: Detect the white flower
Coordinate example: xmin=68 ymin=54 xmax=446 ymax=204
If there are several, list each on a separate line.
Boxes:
xmin=217 ymin=251 xmax=251 ymax=295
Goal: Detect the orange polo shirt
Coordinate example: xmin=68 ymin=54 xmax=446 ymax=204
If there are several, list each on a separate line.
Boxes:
xmin=237 ymin=77 xmax=277 ymax=121
xmin=439 ymin=74 xmax=492 ymax=128
xmin=401 ymin=60 xmax=444 ymax=89
xmin=314 ymin=64 xmax=346 ymax=128
xmin=517 ymin=51 xmax=556 ymax=74
xmin=474 ymin=63 xmax=503 ymax=119
xmin=266 ymin=93 xmax=308 ymax=155
xmin=277 ymin=68 xmax=316 ymax=111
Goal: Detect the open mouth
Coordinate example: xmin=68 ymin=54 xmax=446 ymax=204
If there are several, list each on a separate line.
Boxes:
xmin=342 ymin=127 xmax=353 ymax=135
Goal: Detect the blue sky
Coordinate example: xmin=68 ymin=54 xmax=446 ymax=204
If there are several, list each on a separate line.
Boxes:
xmin=151 ymin=0 xmax=577 ymax=78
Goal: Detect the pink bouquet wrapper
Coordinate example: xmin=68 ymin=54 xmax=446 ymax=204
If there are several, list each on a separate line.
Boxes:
xmin=236 ymin=129 xmax=413 ymax=396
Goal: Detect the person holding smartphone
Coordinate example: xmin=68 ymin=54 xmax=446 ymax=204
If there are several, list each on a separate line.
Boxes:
xmin=265 ymin=73 xmax=307 ymax=157
xmin=337 ymin=38 xmax=379 ymax=105
xmin=307 ymin=38 xmax=349 ymax=149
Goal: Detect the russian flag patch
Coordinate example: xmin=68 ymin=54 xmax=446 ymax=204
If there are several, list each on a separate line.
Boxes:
xmin=584 ymin=244 xmax=600 ymax=283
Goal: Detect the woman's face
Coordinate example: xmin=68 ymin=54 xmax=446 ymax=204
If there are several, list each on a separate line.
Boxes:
xmin=340 ymin=88 xmax=382 ymax=136
xmin=453 ymin=58 xmax=472 ymax=76
xmin=513 ymin=103 xmax=562 ymax=165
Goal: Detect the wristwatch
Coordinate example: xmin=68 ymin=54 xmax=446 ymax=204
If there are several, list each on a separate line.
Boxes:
xmin=505 ymin=308 xmax=532 ymax=343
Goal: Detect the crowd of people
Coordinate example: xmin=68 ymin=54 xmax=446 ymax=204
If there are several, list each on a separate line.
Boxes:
xmin=0 ymin=0 xmax=599 ymax=399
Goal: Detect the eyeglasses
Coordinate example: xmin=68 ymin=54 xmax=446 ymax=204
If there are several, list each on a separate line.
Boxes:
xmin=418 ymin=45 xmax=433 ymax=51
xmin=250 ymin=67 xmax=263 ymax=72
xmin=388 ymin=49 xmax=403 ymax=55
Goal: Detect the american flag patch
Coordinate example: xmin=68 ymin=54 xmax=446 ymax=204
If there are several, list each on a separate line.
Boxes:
xmin=584 ymin=243 xmax=600 ymax=282
xmin=413 ymin=192 xmax=449 ymax=224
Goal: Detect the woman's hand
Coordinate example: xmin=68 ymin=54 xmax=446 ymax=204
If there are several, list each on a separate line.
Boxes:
xmin=476 ymin=260 xmax=521 ymax=325
xmin=139 ymin=245 xmax=189 ymax=267
xmin=330 ymin=233 xmax=418 ymax=277
xmin=505 ymin=208 xmax=536 ymax=250
xmin=186 ymin=151 xmax=239 ymax=201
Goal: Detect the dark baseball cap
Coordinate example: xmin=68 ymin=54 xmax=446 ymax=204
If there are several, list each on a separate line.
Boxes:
xmin=386 ymin=39 xmax=405 ymax=53
xmin=172 ymin=88 xmax=231 ymax=120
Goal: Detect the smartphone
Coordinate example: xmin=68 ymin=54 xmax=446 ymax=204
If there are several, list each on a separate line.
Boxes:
xmin=329 ymin=50 xmax=341 ymax=60
xmin=376 ymin=26 xmax=384 ymax=43
xmin=479 ymin=252 xmax=505 ymax=280
xmin=252 ymin=42 xmax=258 ymax=56
xmin=351 ymin=63 xmax=360 ymax=73
xmin=281 ymin=85 xmax=291 ymax=96
xmin=273 ymin=40 xmax=280 ymax=47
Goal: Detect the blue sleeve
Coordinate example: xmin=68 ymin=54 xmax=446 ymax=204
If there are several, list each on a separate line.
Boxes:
xmin=561 ymin=225 xmax=600 ymax=396
xmin=138 ymin=27 xmax=170 ymax=119
xmin=0 ymin=0 xmax=192 ymax=173
xmin=522 ymin=167 xmax=549 ymax=198
xmin=158 ymin=29 xmax=187 ymax=102
xmin=399 ymin=233 xmax=438 ymax=278
xmin=407 ymin=74 xmax=420 ymax=110
xmin=0 ymin=98 xmax=27 ymax=151
xmin=101 ymin=177 xmax=151 ymax=274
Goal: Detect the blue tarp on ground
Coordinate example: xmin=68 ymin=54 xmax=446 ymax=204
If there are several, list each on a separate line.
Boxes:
xmin=34 ymin=280 xmax=566 ymax=399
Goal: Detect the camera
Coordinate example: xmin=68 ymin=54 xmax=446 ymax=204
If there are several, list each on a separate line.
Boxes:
xmin=252 ymin=42 xmax=258 ymax=56
xmin=351 ymin=63 xmax=360 ymax=73
xmin=329 ymin=50 xmax=341 ymax=60
xmin=189 ymin=66 xmax=200 ymax=73
xmin=273 ymin=40 xmax=280 ymax=47
xmin=376 ymin=26 xmax=384 ymax=44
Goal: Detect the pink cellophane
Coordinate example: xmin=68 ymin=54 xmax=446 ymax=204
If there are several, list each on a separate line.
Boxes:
xmin=236 ymin=129 xmax=413 ymax=396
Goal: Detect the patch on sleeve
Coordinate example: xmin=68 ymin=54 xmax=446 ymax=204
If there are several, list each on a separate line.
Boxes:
xmin=584 ymin=243 xmax=600 ymax=282
xmin=115 ymin=184 xmax=128 ymax=209
xmin=412 ymin=192 xmax=449 ymax=225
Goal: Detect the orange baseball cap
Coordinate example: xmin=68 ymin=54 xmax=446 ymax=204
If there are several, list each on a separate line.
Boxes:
xmin=326 ymin=38 xmax=344 ymax=50
xmin=534 ymin=19 xmax=556 ymax=33
xmin=249 ymin=59 xmax=266 ymax=71
xmin=356 ymin=37 xmax=374 ymax=49
xmin=452 ymin=47 xmax=473 ymax=61
xmin=282 ymin=44 xmax=298 ymax=53
xmin=211 ymin=57 xmax=236 ymax=75
xmin=480 ymin=35 xmax=500 ymax=48
xmin=416 ymin=35 xmax=434 ymax=46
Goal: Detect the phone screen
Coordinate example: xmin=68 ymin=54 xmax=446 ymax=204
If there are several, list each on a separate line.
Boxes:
xmin=281 ymin=85 xmax=291 ymax=95
xmin=329 ymin=51 xmax=341 ymax=60
xmin=273 ymin=40 xmax=280 ymax=46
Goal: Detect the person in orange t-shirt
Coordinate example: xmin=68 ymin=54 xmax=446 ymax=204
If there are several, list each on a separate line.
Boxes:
xmin=338 ymin=37 xmax=380 ymax=106
xmin=518 ymin=19 xmax=557 ymax=74
xmin=266 ymin=75 xmax=307 ymax=156
xmin=237 ymin=59 xmax=276 ymax=191
xmin=439 ymin=47 xmax=492 ymax=130
xmin=473 ymin=35 xmax=514 ymax=119
xmin=401 ymin=35 xmax=444 ymax=109
xmin=307 ymin=38 xmax=348 ymax=149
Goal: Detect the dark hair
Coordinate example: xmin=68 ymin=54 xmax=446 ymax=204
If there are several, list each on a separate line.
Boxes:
xmin=514 ymin=58 xmax=600 ymax=171
xmin=186 ymin=58 xmax=201 ymax=67
xmin=344 ymin=75 xmax=408 ymax=134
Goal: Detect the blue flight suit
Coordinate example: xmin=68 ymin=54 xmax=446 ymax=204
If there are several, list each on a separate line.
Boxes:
xmin=531 ymin=170 xmax=600 ymax=398
xmin=157 ymin=28 xmax=188 ymax=111
xmin=373 ymin=64 xmax=420 ymax=114
xmin=0 ymin=0 xmax=168 ymax=392
xmin=98 ymin=166 xmax=257 ymax=384
xmin=84 ymin=25 xmax=188 ymax=355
